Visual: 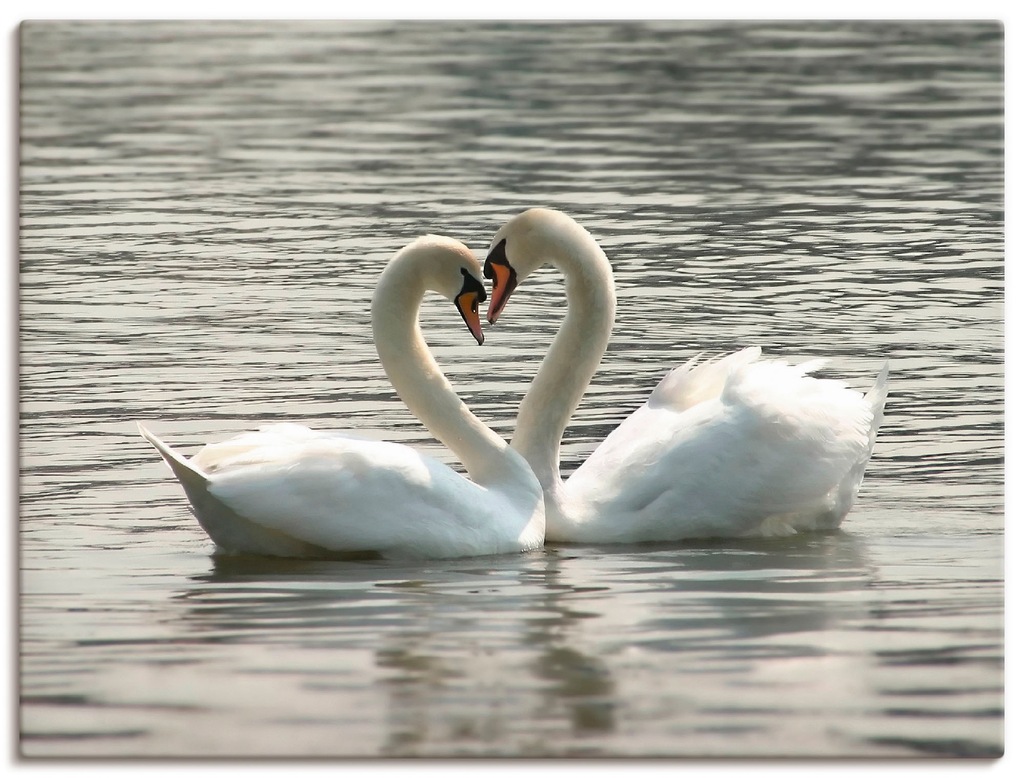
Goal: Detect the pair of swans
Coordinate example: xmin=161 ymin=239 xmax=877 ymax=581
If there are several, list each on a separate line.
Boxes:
xmin=140 ymin=208 xmax=888 ymax=559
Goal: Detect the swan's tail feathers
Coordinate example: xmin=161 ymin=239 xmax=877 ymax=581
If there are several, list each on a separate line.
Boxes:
xmin=137 ymin=422 xmax=210 ymax=497
xmin=864 ymin=361 xmax=890 ymax=451
xmin=137 ymin=423 xmax=329 ymax=558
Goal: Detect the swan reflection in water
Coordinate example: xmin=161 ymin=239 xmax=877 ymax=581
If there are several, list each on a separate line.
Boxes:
xmin=170 ymin=531 xmax=872 ymax=755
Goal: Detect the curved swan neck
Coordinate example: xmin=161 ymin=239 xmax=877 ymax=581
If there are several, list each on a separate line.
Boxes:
xmin=371 ymin=259 xmax=511 ymax=485
xmin=510 ymin=216 xmax=616 ymax=489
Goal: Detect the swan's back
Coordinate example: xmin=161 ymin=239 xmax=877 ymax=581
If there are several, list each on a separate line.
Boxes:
xmin=141 ymin=423 xmax=544 ymax=559
xmin=562 ymin=352 xmax=888 ymax=542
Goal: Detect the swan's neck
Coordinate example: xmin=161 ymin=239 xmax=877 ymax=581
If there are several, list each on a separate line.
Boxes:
xmin=511 ymin=225 xmax=615 ymax=492
xmin=371 ymin=268 xmax=513 ymax=486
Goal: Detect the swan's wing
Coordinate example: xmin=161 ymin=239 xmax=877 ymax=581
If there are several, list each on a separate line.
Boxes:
xmin=565 ymin=353 xmax=881 ymax=541
xmin=647 ymin=346 xmax=761 ymax=412
xmin=152 ymin=425 xmax=533 ymax=558
xmin=207 ymin=436 xmax=497 ymax=557
xmin=190 ymin=423 xmax=373 ymax=473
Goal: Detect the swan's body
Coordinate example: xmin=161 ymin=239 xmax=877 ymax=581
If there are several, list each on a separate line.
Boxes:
xmin=484 ymin=208 xmax=888 ymax=543
xmin=140 ymin=236 xmax=544 ymax=559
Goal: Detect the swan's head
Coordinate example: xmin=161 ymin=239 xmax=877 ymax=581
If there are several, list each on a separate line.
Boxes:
xmin=405 ymin=235 xmax=488 ymax=345
xmin=483 ymin=208 xmax=577 ymax=324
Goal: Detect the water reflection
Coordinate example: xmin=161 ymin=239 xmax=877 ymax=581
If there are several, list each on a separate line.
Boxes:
xmin=160 ymin=532 xmax=877 ymax=755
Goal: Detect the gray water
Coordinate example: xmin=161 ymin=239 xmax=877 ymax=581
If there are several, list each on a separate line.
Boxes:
xmin=18 ymin=20 xmax=1003 ymax=758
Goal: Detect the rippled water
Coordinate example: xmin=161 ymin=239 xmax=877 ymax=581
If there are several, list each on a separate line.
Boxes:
xmin=18 ymin=21 xmax=1003 ymax=757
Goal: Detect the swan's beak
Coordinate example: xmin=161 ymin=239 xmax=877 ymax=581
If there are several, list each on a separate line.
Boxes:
xmin=483 ymin=241 xmax=518 ymax=324
xmin=486 ymin=262 xmax=518 ymax=324
xmin=455 ymin=290 xmax=485 ymax=345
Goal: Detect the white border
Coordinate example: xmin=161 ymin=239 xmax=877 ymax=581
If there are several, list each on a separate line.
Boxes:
xmin=5 ymin=3 xmax=1016 ymax=776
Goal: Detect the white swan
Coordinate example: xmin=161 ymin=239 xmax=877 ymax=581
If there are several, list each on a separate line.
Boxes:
xmin=139 ymin=235 xmax=544 ymax=559
xmin=483 ymin=207 xmax=888 ymax=544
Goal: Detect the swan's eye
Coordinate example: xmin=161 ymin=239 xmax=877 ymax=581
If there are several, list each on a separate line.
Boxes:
xmin=458 ymin=267 xmax=487 ymax=303
xmin=483 ymin=239 xmax=509 ymax=280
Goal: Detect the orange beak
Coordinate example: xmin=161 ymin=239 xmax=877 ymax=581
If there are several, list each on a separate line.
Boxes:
xmin=486 ymin=261 xmax=518 ymax=324
xmin=456 ymin=290 xmax=485 ymax=345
